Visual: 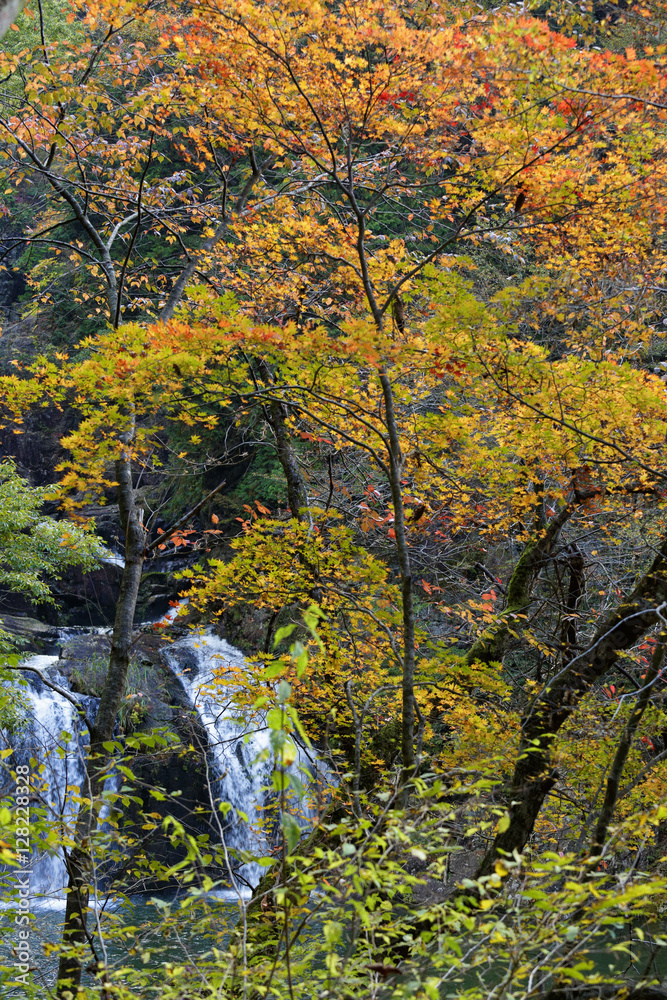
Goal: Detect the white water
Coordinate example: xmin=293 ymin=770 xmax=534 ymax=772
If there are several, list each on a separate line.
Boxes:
xmin=101 ymin=550 xmax=125 ymax=569
xmin=3 ymin=628 xmax=327 ymax=902
xmin=2 ymin=656 xmax=91 ymax=906
xmin=164 ymin=632 xmax=328 ymax=888
xmin=164 ymin=633 xmax=277 ymax=887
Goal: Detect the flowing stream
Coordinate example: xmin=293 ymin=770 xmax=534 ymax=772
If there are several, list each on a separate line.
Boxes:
xmin=163 ymin=632 xmax=275 ymax=888
xmin=163 ymin=631 xmax=326 ymax=888
xmin=8 ymin=655 xmax=93 ymax=903
xmin=1 ymin=624 xmax=324 ymax=905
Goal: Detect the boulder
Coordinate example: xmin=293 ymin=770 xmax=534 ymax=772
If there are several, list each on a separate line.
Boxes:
xmin=0 ymin=613 xmax=60 ymax=652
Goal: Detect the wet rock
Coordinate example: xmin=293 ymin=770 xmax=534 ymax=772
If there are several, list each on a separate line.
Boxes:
xmin=57 ymin=631 xmax=181 ymax=733
xmin=51 ymin=561 xmax=125 ymax=626
xmin=0 ymin=613 xmax=60 ymax=652
xmin=136 ymin=566 xmax=176 ymax=623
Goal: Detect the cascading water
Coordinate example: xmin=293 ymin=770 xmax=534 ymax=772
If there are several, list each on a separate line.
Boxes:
xmin=164 ymin=634 xmax=274 ymax=887
xmin=2 ymin=654 xmax=101 ymax=905
xmin=2 ymin=625 xmax=326 ymax=901
xmin=163 ymin=631 xmax=325 ymax=889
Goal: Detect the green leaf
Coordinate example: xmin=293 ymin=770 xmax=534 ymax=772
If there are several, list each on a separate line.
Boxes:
xmin=270 ymin=729 xmax=286 ymax=753
xmin=323 ymin=920 xmax=343 ymax=947
xmin=282 ymin=813 xmax=301 ymax=853
xmin=277 ymin=679 xmax=292 ymax=704
xmin=272 ymin=770 xmax=290 ymax=791
xmin=267 ymin=707 xmax=284 ymax=731
xmin=273 ymin=623 xmax=297 ymax=648
xmin=291 ymin=641 xmax=308 ymax=677
xmin=295 ymin=653 xmax=308 ymax=678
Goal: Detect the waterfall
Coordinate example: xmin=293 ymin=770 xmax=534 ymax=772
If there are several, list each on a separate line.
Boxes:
xmin=3 ymin=626 xmax=327 ymax=901
xmin=2 ymin=655 xmax=93 ymax=905
xmin=164 ymin=632 xmax=322 ymax=889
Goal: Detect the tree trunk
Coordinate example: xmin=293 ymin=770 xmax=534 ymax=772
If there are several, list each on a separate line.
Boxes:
xmin=466 ymin=503 xmax=575 ymax=668
xmin=590 ymin=638 xmax=665 ymax=856
xmin=378 ymin=371 xmax=416 ymax=782
xmin=475 ymin=531 xmax=667 ymax=878
xmin=56 ymin=451 xmax=145 ymax=997
xmin=255 ymin=359 xmax=307 ymax=520
xmin=560 ymin=544 xmax=585 ymax=665
xmin=268 ymin=399 xmax=308 ymax=520
xmin=0 ymin=0 xmax=24 ymax=39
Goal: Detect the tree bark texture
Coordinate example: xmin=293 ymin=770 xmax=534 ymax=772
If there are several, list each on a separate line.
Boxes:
xmin=254 ymin=358 xmax=308 ymax=521
xmin=268 ymin=398 xmax=308 ymax=520
xmin=559 ymin=544 xmax=585 ymax=665
xmin=56 ymin=452 xmax=145 ymax=997
xmin=475 ymin=532 xmax=667 ymax=878
xmin=590 ymin=639 xmax=665 ymax=856
xmin=466 ymin=504 xmax=575 ymax=668
xmin=0 ymin=0 xmax=24 ymax=39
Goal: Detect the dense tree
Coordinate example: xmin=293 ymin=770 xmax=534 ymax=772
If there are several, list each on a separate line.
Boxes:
xmin=2 ymin=0 xmax=667 ymax=998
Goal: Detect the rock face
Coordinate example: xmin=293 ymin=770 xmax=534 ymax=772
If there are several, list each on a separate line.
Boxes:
xmin=51 ymin=562 xmax=126 ymax=627
xmin=58 ymin=631 xmax=173 ymax=726
xmin=0 ymin=553 xmax=185 ymax=628
xmin=0 ymin=613 xmax=60 ymax=652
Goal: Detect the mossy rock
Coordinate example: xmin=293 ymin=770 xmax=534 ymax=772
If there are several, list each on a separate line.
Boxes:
xmin=0 ymin=614 xmax=59 ymax=652
xmin=58 ymin=632 xmax=178 ymax=735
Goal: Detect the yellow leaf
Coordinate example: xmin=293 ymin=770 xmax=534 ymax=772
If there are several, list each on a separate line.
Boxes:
xmin=496 ymin=813 xmax=510 ymax=834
